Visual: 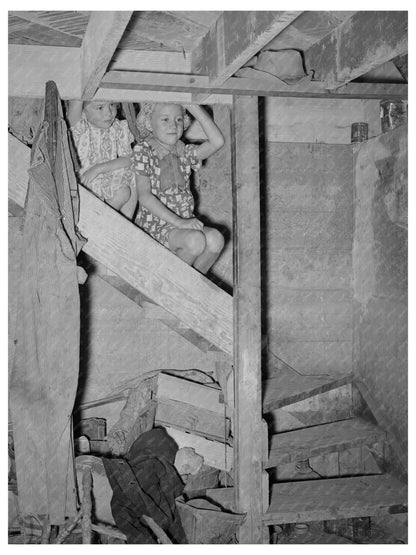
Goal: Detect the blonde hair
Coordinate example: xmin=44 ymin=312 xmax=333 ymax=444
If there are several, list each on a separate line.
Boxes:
xmin=136 ymin=102 xmax=191 ymax=140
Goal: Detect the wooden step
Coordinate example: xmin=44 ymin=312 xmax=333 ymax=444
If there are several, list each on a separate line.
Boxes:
xmin=266 ymin=417 xmax=386 ymax=469
xmin=262 ymin=370 xmax=353 ymax=412
xmin=264 ymin=474 xmax=407 ymax=525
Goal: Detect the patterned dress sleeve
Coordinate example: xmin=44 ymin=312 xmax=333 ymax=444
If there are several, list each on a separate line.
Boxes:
xmin=183 ymin=143 xmax=202 ymax=173
xmin=116 ymin=119 xmax=135 ymax=157
xmin=69 ymin=118 xmax=90 ymax=168
xmin=70 ymin=118 xmax=88 ymax=149
xmin=132 ymin=142 xmax=152 ymax=176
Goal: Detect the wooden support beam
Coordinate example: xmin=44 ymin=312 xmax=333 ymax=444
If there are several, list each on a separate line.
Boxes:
xmin=305 ymin=11 xmax=408 ymax=89
xmin=101 ymin=70 xmax=408 ymax=100
xmin=81 ymin=11 xmax=132 ymax=99
xmin=232 ymin=96 xmax=263 ymax=543
xmin=191 ymin=11 xmax=301 ymax=101
xmin=8 ymin=134 xmax=233 ymax=355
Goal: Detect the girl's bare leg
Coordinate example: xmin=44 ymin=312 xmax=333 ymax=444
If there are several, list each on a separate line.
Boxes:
xmin=193 ymin=227 xmax=225 ymax=274
xmin=106 ymin=185 xmax=132 ymax=215
xmin=168 ymin=228 xmax=206 ymax=265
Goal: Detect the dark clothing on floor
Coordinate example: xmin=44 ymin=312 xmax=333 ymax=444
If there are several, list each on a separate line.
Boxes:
xmin=103 ymin=428 xmax=187 ymax=544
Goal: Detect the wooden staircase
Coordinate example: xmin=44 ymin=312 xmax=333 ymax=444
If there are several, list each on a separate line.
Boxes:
xmin=206 ymin=370 xmax=407 ymax=541
xmin=9 ymin=133 xmax=407 ymax=543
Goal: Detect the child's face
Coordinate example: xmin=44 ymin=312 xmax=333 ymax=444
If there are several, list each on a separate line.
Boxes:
xmin=83 ymin=101 xmax=118 ymax=129
xmin=150 ymin=104 xmax=184 ymax=147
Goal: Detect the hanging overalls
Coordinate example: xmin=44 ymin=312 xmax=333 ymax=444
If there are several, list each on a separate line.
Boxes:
xmin=10 ymin=82 xmax=86 ymax=525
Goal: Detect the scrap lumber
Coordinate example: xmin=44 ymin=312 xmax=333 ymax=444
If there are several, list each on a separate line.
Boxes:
xmin=155 ymin=398 xmax=229 ymax=443
xmin=164 ymin=427 xmax=232 ymax=472
xmin=154 ymin=373 xmax=229 ymax=443
xmin=155 ymin=373 xmax=223 ymax=414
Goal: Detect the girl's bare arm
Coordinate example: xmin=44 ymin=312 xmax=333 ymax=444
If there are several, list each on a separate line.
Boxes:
xmin=93 ymin=157 xmax=132 ymax=174
xmin=67 ymin=100 xmax=83 ymax=128
xmin=184 ymin=104 xmax=224 ymax=161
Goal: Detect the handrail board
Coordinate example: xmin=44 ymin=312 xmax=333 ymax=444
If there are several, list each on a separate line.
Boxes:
xmin=8 ymin=133 xmax=233 ymax=354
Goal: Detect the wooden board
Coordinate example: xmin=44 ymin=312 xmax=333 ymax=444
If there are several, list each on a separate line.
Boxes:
xmin=262 ymin=369 xmax=353 ymax=412
xmin=191 ymin=11 xmax=301 ymax=100
xmin=265 ymin=474 xmax=407 ymax=525
xmin=155 ymin=398 xmax=228 ymax=442
xmin=8 ymin=135 xmax=233 ymax=354
xmin=164 ymin=427 xmax=232 ymax=472
xmin=266 ymin=417 xmax=386 ymax=468
xmin=155 ymin=373 xmax=223 ymax=415
xmin=232 ymin=95 xmax=264 ymax=543
xmin=305 ymin=11 xmax=408 ymax=88
xmin=81 ymin=11 xmax=132 ymax=98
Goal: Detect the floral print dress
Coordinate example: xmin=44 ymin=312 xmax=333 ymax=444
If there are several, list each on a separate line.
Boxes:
xmin=132 ymin=136 xmax=201 ymax=248
xmin=71 ymin=117 xmax=134 ymax=201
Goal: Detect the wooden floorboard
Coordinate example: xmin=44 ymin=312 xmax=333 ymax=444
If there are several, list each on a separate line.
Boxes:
xmin=264 ymin=474 xmax=407 ymax=525
xmin=266 ymin=417 xmax=386 ymax=468
xmin=262 ymin=370 xmax=353 ymax=412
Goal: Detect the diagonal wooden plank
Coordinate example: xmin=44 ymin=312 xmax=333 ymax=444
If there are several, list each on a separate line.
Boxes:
xmin=8 ymin=134 xmax=233 ymax=355
xmin=265 ymin=474 xmax=407 ymax=524
xmin=305 ymin=11 xmax=408 ymax=89
xmin=191 ymin=11 xmax=301 ymax=101
xmin=266 ymin=417 xmax=386 ymax=468
xmin=81 ymin=11 xmax=132 ymax=99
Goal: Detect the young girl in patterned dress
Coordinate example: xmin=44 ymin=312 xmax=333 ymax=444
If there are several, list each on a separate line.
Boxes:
xmin=68 ymin=100 xmax=135 ymax=217
xmin=132 ymin=102 xmax=225 ymax=274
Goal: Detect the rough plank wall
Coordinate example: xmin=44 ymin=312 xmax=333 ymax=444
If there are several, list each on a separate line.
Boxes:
xmin=352 ymin=124 xmax=407 ymax=450
xmin=263 ymin=140 xmax=354 ymax=377
xmin=78 ymin=275 xmax=215 ymax=405
xmin=264 ymin=97 xmax=382 ymax=144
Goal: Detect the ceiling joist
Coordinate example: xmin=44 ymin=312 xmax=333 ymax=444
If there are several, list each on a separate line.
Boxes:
xmin=305 ymin=11 xmax=408 ymax=89
xmin=81 ymin=11 xmax=132 ymax=99
xmin=191 ymin=11 xmax=302 ymax=101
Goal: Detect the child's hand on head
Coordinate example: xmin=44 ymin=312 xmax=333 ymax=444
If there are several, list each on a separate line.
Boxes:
xmin=176 ymin=217 xmax=204 ymax=231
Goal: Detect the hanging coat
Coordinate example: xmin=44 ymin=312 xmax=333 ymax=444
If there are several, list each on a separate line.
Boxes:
xmin=9 ymin=83 xmax=86 ymax=525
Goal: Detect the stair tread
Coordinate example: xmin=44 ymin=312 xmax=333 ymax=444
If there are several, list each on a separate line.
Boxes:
xmin=265 ymin=474 xmax=407 ymax=524
xmin=262 ymin=370 xmax=353 ymax=412
xmin=266 ymin=417 xmax=386 ymax=468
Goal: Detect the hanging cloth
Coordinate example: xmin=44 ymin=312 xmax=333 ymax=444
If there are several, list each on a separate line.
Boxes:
xmin=9 ymin=81 xmax=86 ymax=525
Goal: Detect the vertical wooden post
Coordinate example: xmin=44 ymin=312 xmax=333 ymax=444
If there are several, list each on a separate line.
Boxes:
xmin=232 ymin=95 xmax=264 ymax=543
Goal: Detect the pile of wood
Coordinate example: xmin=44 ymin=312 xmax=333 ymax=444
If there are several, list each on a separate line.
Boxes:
xmin=154 ymin=373 xmax=233 ymax=473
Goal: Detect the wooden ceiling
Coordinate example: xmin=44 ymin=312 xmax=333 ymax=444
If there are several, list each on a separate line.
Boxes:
xmin=8 ymin=11 xmax=222 ymax=51
xmin=8 ymin=11 xmax=407 ymax=104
